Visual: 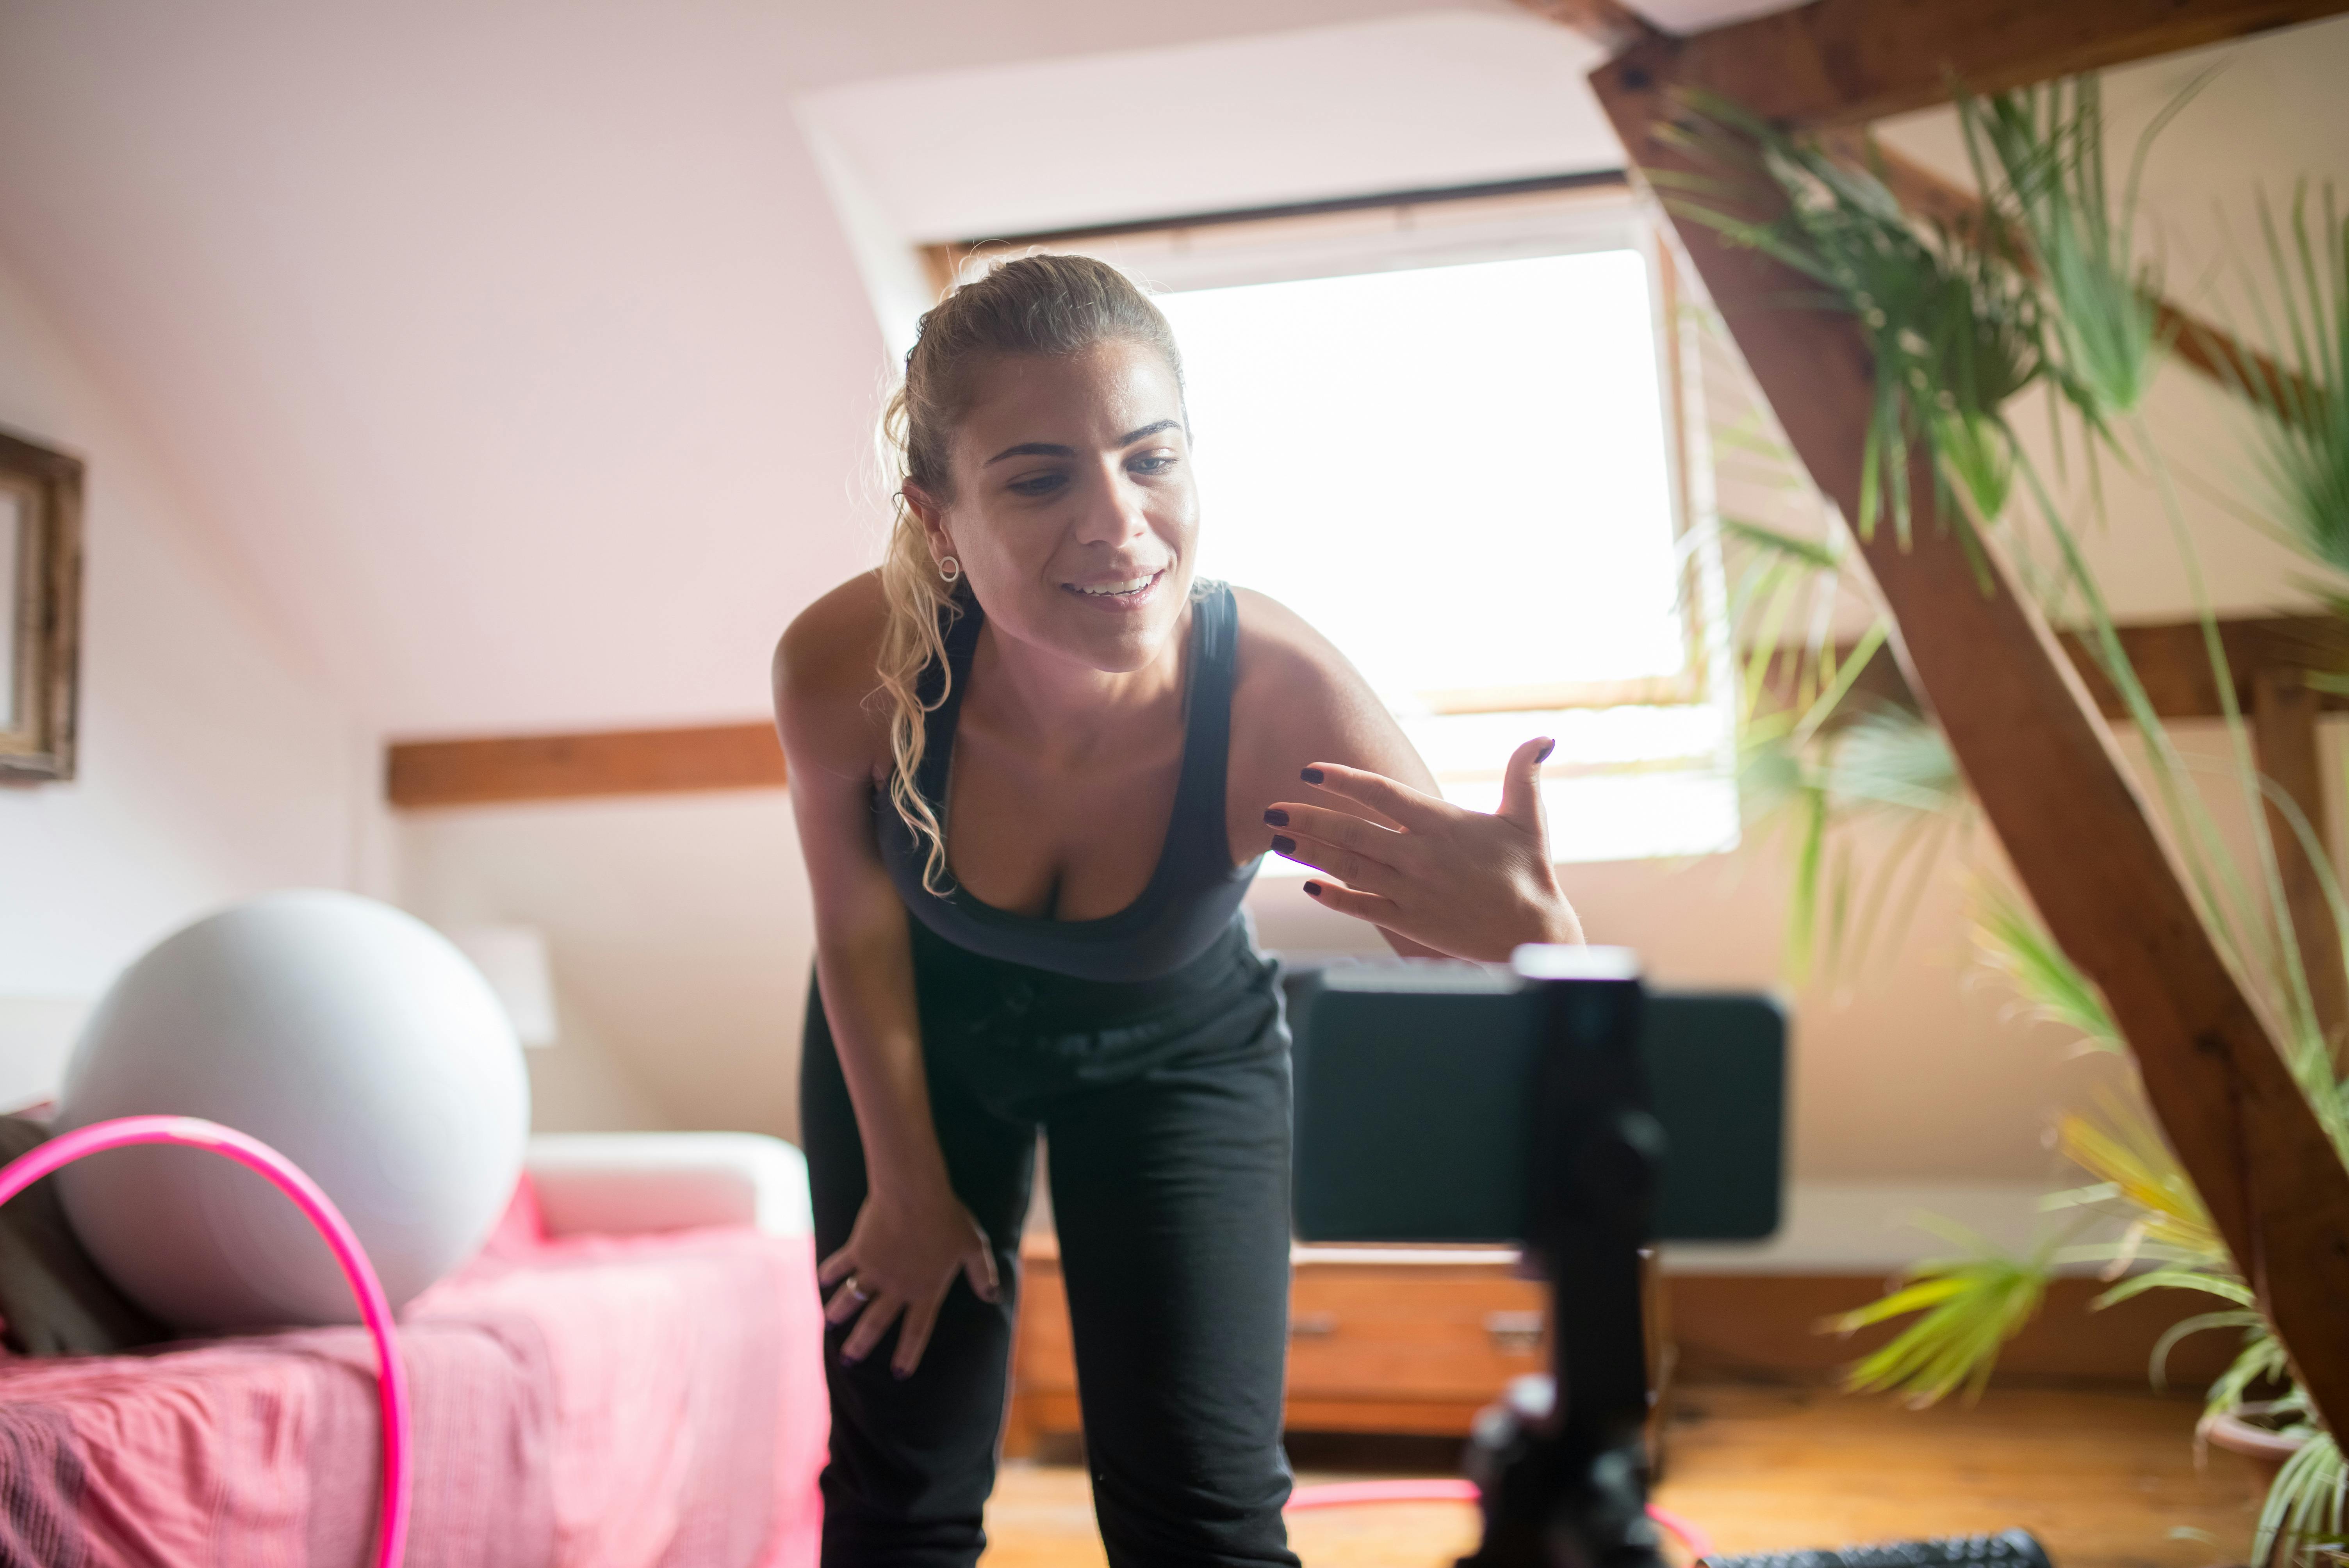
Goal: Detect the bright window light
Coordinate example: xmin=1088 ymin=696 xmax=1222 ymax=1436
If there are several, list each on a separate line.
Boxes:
xmin=1154 ymin=248 xmax=1737 ymax=864
xmin=1167 ymin=250 xmax=1684 ymax=699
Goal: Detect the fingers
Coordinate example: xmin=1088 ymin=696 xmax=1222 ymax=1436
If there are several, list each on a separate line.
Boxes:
xmin=893 ymin=1296 xmax=942 ymax=1377
xmin=839 ymin=1293 xmax=906 ymax=1364
xmin=1266 ymin=802 xmax=1414 ymax=863
xmin=1297 ymin=763 xmax=1451 ymax=833
xmin=818 ymin=1247 xmax=856 ymax=1287
xmin=1267 ymin=809 xmax=1407 ymax=893
xmin=824 ymin=1276 xmax=873 ymax=1325
xmin=963 ymin=1245 xmax=1002 ymax=1305
xmin=1495 ymin=736 xmax=1556 ymax=836
xmin=1302 ymin=878 xmax=1403 ymax=928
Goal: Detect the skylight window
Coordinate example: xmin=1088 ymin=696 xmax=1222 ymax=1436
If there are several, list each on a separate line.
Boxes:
xmin=1152 ymin=246 xmax=1736 ymax=864
xmin=1166 ymin=250 xmax=1686 ymax=703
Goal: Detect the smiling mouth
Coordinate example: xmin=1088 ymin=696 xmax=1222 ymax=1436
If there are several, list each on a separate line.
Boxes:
xmin=1065 ymin=568 xmax=1166 ymax=601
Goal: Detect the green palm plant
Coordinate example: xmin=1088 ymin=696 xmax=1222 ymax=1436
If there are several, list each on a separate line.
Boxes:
xmin=1739 ymin=700 xmax=1967 ymax=982
xmin=1658 ymin=93 xmax=2040 ymax=555
xmin=1830 ymin=1220 xmax=2052 ymax=1408
xmin=1967 ymin=880 xmax=2122 ymax=1053
xmin=1678 ymin=72 xmax=2331 ymax=1048
xmin=1957 ymin=75 xmax=2196 ymax=431
xmin=1671 ymin=73 xmax=2349 ymax=1565
xmin=1721 ymin=511 xmax=1966 ymax=979
xmin=2260 ymin=1418 xmax=2347 ymax=1563
xmin=1887 ymin=882 xmax=2349 ymax=1563
xmin=2226 ymin=185 xmax=2349 ymax=601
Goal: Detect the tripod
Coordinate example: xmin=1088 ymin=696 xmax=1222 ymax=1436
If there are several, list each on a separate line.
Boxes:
xmin=1458 ymin=960 xmax=1668 ymax=1568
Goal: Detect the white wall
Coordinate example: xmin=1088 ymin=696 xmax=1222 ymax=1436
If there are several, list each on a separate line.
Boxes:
xmin=0 ymin=248 xmax=371 ymax=1107
xmin=399 ymin=791 xmax=810 ymax=1137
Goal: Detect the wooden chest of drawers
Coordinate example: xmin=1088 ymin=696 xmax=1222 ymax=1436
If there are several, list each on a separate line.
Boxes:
xmin=1003 ymin=1238 xmax=1556 ymax=1455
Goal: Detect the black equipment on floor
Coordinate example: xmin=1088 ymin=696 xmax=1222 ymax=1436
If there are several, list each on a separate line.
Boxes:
xmin=1702 ymin=1529 xmax=2053 ymax=1568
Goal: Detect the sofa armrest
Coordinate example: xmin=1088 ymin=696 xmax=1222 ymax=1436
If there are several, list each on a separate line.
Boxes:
xmin=525 ymin=1132 xmax=812 ymax=1240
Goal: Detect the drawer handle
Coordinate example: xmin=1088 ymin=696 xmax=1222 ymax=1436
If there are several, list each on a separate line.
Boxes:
xmin=1290 ymin=1311 xmax=1339 ymax=1339
xmin=1485 ymin=1310 xmax=1543 ymax=1354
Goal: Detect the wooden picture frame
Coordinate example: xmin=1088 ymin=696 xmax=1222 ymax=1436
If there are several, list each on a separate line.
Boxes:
xmin=0 ymin=428 xmax=84 ymax=783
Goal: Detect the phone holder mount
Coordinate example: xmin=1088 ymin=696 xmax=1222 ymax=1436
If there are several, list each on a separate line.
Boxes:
xmin=1458 ymin=946 xmax=1668 ymax=1568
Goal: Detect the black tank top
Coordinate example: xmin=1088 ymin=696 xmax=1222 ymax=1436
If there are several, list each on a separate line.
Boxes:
xmin=875 ymin=581 xmax=1262 ymax=984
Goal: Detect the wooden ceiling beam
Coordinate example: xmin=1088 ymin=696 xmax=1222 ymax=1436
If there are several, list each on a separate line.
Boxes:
xmin=386 ymin=722 xmax=784 ymax=809
xmin=1595 ymin=54 xmax=2349 ymax=1430
xmin=1509 ymin=0 xmax=1666 ymax=57
xmin=390 ymin=614 xmax=2349 ymax=810
xmin=1629 ymin=0 xmax=2349 ymax=130
xmin=1764 ymin=613 xmax=2349 ymax=723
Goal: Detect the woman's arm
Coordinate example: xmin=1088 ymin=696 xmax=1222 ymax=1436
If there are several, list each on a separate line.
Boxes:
xmin=1228 ymin=588 xmax=1583 ymax=962
xmin=774 ymin=577 xmax=997 ymax=1377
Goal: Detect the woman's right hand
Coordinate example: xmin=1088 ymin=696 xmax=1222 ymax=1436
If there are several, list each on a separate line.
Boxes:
xmin=819 ymin=1180 xmax=1001 ymax=1377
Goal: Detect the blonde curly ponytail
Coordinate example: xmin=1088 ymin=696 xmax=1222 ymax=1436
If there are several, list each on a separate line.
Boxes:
xmin=875 ymin=253 xmax=1182 ymax=894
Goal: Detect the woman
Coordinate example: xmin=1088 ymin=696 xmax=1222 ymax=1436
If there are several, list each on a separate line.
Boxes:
xmin=773 ymin=254 xmax=1582 ymax=1568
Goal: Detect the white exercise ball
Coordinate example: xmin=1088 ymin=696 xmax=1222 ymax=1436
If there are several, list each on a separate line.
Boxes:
xmin=55 ymin=890 xmax=530 ymax=1331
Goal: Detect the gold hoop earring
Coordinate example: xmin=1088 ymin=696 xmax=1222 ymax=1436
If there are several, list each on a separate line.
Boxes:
xmin=938 ymin=556 xmax=961 ymax=585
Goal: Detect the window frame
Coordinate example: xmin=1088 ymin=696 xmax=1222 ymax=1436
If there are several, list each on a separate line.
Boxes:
xmin=923 ymin=175 xmax=1718 ymax=721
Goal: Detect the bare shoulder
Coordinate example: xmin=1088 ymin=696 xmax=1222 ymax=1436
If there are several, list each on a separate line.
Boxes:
xmin=772 ymin=571 xmax=891 ymax=780
xmin=1229 ymin=586 xmax=1359 ymax=697
xmin=1226 ymin=586 xmax=1434 ymax=802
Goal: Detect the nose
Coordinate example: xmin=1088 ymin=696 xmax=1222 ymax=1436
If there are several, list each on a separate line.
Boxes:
xmin=1071 ymin=459 xmax=1153 ymax=549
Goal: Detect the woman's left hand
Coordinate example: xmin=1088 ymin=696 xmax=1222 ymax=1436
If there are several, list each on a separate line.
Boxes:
xmin=1264 ymin=736 xmax=1583 ymax=962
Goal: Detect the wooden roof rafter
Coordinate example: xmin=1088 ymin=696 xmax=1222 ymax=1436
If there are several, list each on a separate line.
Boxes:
xmin=1585 ymin=0 xmax=2349 ymax=129
xmin=1535 ymin=0 xmax=2349 ymax=1431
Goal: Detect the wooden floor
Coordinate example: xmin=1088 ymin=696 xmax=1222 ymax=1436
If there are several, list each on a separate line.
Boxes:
xmin=978 ymin=1384 xmax=2267 ymax=1567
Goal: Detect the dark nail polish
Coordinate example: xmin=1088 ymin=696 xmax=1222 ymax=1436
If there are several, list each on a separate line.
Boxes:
xmin=841 ymin=1351 xmax=862 ymax=1367
xmin=893 ymin=1365 xmax=911 ymax=1381
xmin=1304 ymin=881 xmax=1324 ymax=898
xmin=1300 ymin=767 xmax=1324 ymax=784
xmin=1263 ymin=808 xmax=1289 ymax=827
xmin=1271 ymin=835 xmax=1296 ymax=856
xmin=1536 ymin=739 xmax=1556 ymax=764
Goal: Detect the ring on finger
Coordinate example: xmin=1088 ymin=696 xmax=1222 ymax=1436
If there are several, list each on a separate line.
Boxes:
xmin=842 ymin=1276 xmax=871 ymax=1304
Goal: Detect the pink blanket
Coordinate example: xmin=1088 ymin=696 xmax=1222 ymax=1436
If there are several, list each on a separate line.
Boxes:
xmin=0 ymin=1187 xmax=827 ymax=1567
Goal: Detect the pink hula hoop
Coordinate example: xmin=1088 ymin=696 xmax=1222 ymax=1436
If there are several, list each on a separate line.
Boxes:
xmin=1286 ymin=1478 xmax=1714 ymax=1561
xmin=0 ymin=1115 xmax=410 ymax=1568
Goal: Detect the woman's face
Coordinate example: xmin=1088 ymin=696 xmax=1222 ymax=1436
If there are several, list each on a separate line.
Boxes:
xmin=915 ymin=339 xmax=1197 ymax=676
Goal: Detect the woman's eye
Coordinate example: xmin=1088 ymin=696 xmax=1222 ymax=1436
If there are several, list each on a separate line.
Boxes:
xmin=1007 ymin=472 xmax=1066 ymax=497
xmin=1129 ymin=454 xmax=1177 ymax=475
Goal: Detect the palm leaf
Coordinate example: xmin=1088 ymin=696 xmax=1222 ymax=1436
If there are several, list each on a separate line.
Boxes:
xmin=1661 ymin=91 xmax=2039 ymax=552
xmin=2230 ymin=185 xmax=2349 ymax=597
xmin=2093 ymin=1266 xmax=2252 ymax=1311
xmin=1958 ymin=76 xmax=2189 ymax=430
xmin=1828 ymin=1224 xmax=2052 ymax=1406
xmin=2196 ymin=1318 xmax=2291 ymax=1413
xmin=2257 ymin=1429 xmax=2347 ymax=1566
xmin=1968 ymin=883 xmax=2121 ymax=1051
xmin=1721 ymin=515 xmax=1844 ymax=572
xmin=2056 ymin=1101 xmax=2226 ymax=1260
xmin=1818 ymin=701 xmax=1960 ymax=812
xmin=2144 ymin=1310 xmax=2267 ymax=1395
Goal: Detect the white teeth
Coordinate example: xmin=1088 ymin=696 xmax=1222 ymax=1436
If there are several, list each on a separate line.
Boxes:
xmin=1076 ymin=573 xmax=1157 ymax=596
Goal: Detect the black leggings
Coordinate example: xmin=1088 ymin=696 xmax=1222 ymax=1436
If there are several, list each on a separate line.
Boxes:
xmin=800 ymin=916 xmax=1301 ymax=1568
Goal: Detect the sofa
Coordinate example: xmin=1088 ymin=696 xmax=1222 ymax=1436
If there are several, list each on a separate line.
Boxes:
xmin=0 ymin=1131 xmax=828 ymax=1568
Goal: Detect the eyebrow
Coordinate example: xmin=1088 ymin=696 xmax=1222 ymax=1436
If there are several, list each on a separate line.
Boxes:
xmin=984 ymin=419 xmax=1184 ymax=467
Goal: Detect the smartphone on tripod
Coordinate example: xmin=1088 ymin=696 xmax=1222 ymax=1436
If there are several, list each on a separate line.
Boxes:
xmin=1284 ymin=953 xmax=2053 ymax=1568
xmin=1287 ymin=957 xmax=1786 ymax=1250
